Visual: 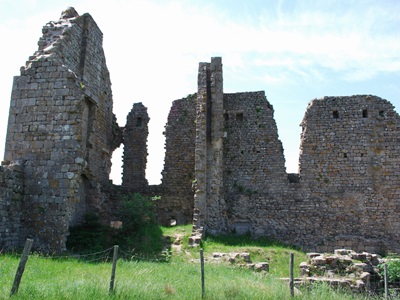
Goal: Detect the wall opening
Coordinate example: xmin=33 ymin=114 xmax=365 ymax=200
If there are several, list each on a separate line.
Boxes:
xmin=333 ymin=110 xmax=339 ymax=119
xmin=70 ymin=174 xmax=90 ymax=227
xmin=136 ymin=117 xmax=142 ymax=127
xmin=169 ymin=218 xmax=177 ymax=226
xmin=110 ymin=144 xmax=123 ymax=185
xmin=236 ymin=112 xmax=244 ymax=121
xmin=362 ymin=109 xmax=368 ymax=118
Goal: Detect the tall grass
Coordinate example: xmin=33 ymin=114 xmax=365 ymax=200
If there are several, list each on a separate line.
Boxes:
xmin=1 ymin=225 xmax=381 ymax=299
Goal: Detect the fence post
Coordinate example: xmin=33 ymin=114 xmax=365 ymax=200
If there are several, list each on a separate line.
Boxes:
xmin=10 ymin=238 xmax=34 ymax=296
xmin=109 ymin=245 xmax=119 ymax=294
xmin=289 ymin=252 xmax=294 ymax=297
xmin=200 ymin=248 xmax=205 ymax=299
xmin=384 ymin=263 xmax=388 ymax=300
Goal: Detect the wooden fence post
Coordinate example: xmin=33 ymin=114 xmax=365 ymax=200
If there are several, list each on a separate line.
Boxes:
xmin=10 ymin=238 xmax=34 ymax=296
xmin=109 ymin=245 xmax=119 ymax=294
xmin=289 ymin=252 xmax=294 ymax=297
xmin=200 ymin=248 xmax=205 ymax=299
xmin=384 ymin=263 xmax=388 ymax=300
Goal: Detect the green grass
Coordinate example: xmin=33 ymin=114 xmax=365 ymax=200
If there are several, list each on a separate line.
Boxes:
xmin=1 ymin=225 xmax=381 ymax=299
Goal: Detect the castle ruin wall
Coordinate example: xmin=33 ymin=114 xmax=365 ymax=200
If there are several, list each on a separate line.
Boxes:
xmin=158 ymin=95 xmax=196 ymax=225
xmin=0 ymin=163 xmax=24 ymax=250
xmin=2 ymin=8 xmax=121 ymax=252
xmin=1 ymin=8 xmax=400 ymax=254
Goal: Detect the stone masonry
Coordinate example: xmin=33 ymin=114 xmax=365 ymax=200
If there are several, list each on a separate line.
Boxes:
xmin=190 ymin=58 xmax=400 ymax=253
xmin=158 ymin=95 xmax=196 ymax=225
xmin=122 ymin=103 xmax=149 ymax=190
xmin=1 ymin=8 xmax=399 ymax=254
xmin=1 ymin=7 xmax=122 ymax=252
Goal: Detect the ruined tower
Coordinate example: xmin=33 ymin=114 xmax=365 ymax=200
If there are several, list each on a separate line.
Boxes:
xmin=122 ymin=103 xmax=149 ymax=190
xmin=2 ymin=7 xmax=121 ymax=252
xmin=192 ymin=57 xmax=227 ymax=241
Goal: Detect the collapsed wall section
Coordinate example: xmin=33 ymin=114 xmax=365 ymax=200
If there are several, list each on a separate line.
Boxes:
xmin=158 ymin=95 xmax=196 ymax=225
xmin=3 ymin=7 xmax=119 ymax=252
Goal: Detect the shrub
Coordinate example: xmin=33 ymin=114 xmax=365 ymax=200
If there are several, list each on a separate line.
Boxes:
xmin=119 ymin=193 xmax=157 ymax=232
xmin=67 ymin=193 xmax=164 ymax=255
xmin=66 ymin=212 xmax=108 ymax=253
xmin=380 ymin=257 xmax=400 ymax=285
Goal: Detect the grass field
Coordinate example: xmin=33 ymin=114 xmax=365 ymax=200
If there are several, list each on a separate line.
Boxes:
xmin=1 ymin=225 xmax=381 ymax=299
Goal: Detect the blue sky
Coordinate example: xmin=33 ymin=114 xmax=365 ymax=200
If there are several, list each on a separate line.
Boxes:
xmin=1 ymin=0 xmax=399 ymax=184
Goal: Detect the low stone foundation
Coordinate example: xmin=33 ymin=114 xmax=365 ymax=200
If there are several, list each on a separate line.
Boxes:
xmin=299 ymin=249 xmax=383 ymax=293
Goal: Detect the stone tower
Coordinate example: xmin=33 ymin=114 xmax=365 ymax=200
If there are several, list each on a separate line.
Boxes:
xmin=3 ymin=7 xmax=121 ymax=252
xmin=122 ymin=103 xmax=149 ymax=190
xmin=192 ymin=57 xmax=227 ymax=242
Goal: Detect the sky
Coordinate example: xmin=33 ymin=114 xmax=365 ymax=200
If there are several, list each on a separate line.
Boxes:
xmin=0 ymin=0 xmax=399 ymax=184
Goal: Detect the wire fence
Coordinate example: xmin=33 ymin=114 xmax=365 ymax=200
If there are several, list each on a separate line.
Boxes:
xmin=3 ymin=239 xmax=400 ymax=299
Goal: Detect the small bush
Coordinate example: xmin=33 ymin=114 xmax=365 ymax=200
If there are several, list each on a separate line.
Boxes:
xmin=380 ymin=256 xmax=400 ymax=285
xmin=67 ymin=213 xmax=108 ymax=253
xmin=67 ymin=193 xmax=164 ymax=255
xmin=119 ymin=193 xmax=157 ymax=232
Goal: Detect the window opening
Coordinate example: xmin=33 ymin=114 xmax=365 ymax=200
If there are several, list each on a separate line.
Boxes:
xmin=236 ymin=112 xmax=244 ymax=121
xmin=136 ymin=117 xmax=142 ymax=127
xmin=362 ymin=109 xmax=368 ymax=118
xmin=110 ymin=144 xmax=123 ymax=185
xmin=333 ymin=110 xmax=339 ymax=119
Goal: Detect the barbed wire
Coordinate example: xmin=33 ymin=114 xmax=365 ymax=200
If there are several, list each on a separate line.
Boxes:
xmin=39 ymin=246 xmax=115 ymax=263
xmin=118 ymin=248 xmax=170 ymax=263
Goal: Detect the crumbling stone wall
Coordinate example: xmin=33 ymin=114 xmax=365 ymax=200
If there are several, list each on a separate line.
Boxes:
xmin=122 ymin=103 xmax=149 ymax=190
xmin=2 ymin=7 xmax=121 ymax=252
xmin=1 ymin=8 xmax=400 ymax=254
xmin=190 ymin=58 xmax=400 ymax=254
xmin=0 ymin=163 xmax=24 ymax=250
xmin=158 ymin=95 xmax=196 ymax=225
xmin=297 ymin=95 xmax=400 ymax=252
xmin=222 ymin=91 xmax=288 ymax=234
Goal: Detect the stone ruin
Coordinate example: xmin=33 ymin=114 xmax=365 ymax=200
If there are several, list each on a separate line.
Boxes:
xmin=298 ymin=249 xmax=383 ymax=293
xmin=1 ymin=8 xmax=400 ymax=253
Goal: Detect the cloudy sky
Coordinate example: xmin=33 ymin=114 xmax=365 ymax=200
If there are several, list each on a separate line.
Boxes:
xmin=1 ymin=0 xmax=399 ymax=184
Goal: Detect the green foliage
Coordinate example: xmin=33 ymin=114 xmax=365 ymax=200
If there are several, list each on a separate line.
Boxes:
xmin=379 ymin=256 xmax=400 ymax=284
xmin=186 ymin=93 xmax=197 ymax=101
xmin=119 ymin=193 xmax=157 ymax=232
xmin=67 ymin=193 xmax=163 ymax=255
xmin=66 ymin=213 xmax=107 ymax=253
xmin=110 ymin=193 xmax=163 ymax=254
